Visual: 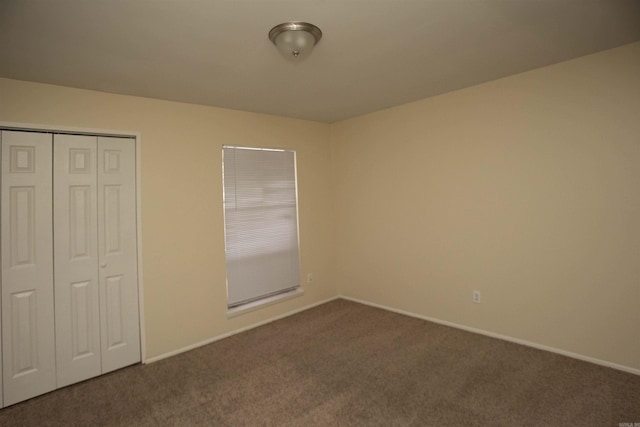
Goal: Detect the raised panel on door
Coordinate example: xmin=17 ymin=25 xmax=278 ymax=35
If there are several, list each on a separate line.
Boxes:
xmin=97 ymin=137 xmax=141 ymax=373
xmin=54 ymin=134 xmax=102 ymax=387
xmin=1 ymin=130 xmax=56 ymax=406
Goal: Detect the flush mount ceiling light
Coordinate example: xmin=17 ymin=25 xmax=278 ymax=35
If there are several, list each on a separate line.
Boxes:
xmin=268 ymin=21 xmax=322 ymax=59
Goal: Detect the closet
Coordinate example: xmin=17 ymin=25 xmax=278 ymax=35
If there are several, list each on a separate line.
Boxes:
xmin=0 ymin=130 xmax=141 ymax=407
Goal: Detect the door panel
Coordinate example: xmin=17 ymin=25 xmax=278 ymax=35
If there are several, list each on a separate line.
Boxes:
xmin=1 ymin=130 xmax=56 ymax=406
xmin=98 ymin=137 xmax=141 ymax=373
xmin=53 ymin=134 xmax=101 ymax=387
xmin=105 ymin=274 xmax=125 ymax=350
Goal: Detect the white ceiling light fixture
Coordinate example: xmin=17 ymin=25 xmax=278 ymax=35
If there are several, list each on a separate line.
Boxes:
xmin=269 ymin=21 xmax=322 ymax=60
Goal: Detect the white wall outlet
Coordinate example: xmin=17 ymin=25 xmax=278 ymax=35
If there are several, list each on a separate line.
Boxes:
xmin=473 ymin=290 xmax=481 ymax=304
xmin=307 ymin=273 xmax=313 ymax=283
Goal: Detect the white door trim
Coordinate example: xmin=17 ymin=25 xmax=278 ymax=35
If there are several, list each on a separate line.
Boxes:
xmin=0 ymin=121 xmax=147 ymax=364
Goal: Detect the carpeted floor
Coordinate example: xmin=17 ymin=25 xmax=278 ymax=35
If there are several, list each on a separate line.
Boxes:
xmin=0 ymin=299 xmax=638 ymax=426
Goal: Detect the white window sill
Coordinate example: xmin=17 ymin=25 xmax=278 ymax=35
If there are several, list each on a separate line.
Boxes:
xmin=226 ymin=288 xmax=304 ymax=318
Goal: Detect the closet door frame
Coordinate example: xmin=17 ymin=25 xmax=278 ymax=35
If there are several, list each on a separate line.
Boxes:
xmin=0 ymin=122 xmax=147 ymax=365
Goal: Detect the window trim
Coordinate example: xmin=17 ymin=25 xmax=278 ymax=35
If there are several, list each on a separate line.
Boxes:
xmin=226 ymin=288 xmax=304 ymax=318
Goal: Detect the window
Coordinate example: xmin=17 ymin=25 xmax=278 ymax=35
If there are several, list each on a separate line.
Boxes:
xmin=222 ymin=146 xmax=301 ymax=308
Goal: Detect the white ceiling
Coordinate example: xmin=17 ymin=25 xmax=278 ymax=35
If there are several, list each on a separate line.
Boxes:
xmin=1 ymin=0 xmax=639 ymax=123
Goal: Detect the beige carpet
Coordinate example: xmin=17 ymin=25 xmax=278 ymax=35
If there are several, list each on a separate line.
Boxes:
xmin=0 ymin=299 xmax=638 ymax=426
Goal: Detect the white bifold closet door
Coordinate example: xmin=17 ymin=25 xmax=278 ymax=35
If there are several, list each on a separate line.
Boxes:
xmin=1 ymin=131 xmax=56 ymax=406
xmin=54 ymin=134 xmax=101 ymax=387
xmin=96 ymin=136 xmax=140 ymax=374
xmin=54 ymin=134 xmax=141 ymax=386
xmin=1 ymin=130 xmax=141 ymax=407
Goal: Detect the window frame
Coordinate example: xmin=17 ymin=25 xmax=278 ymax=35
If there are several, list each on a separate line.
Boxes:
xmin=221 ymin=145 xmax=303 ymax=312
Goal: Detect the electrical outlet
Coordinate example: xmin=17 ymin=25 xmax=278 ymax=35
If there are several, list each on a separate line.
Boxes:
xmin=307 ymin=273 xmax=313 ymax=283
xmin=473 ymin=290 xmax=481 ymax=304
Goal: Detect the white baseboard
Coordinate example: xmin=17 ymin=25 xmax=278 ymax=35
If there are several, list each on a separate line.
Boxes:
xmin=145 ymin=293 xmax=639 ymax=376
xmin=145 ymin=295 xmax=340 ymax=364
xmin=340 ymin=295 xmax=640 ymax=376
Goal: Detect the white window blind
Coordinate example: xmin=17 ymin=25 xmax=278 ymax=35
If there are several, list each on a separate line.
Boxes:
xmin=222 ymin=146 xmax=301 ymax=307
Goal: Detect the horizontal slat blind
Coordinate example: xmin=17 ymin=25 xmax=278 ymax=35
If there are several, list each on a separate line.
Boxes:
xmin=223 ymin=146 xmax=301 ymax=307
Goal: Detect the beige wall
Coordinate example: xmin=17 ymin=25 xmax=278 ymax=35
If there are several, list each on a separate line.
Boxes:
xmin=0 ymin=78 xmax=336 ymax=358
xmin=331 ymin=42 xmax=640 ymax=370
xmin=1 ymin=41 xmax=638 ymax=371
